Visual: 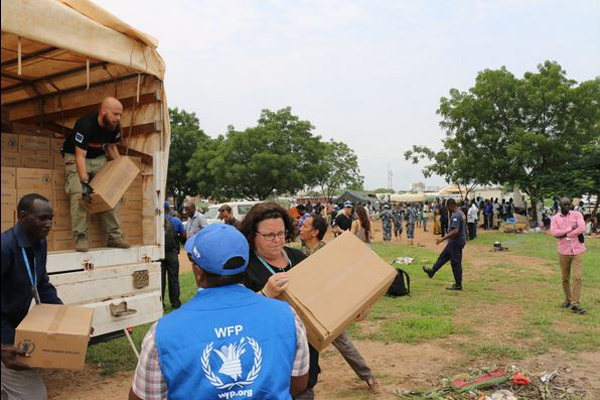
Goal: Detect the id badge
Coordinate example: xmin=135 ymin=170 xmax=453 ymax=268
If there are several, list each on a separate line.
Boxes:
xmin=32 ymin=286 xmax=41 ymax=304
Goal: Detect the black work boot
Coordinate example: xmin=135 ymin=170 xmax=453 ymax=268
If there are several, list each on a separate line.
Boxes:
xmin=422 ymin=266 xmax=435 ymax=279
xmin=571 ymin=305 xmax=586 ymax=315
xmin=446 ymin=283 xmax=463 ymax=291
xmin=562 ymin=300 xmax=571 ymax=309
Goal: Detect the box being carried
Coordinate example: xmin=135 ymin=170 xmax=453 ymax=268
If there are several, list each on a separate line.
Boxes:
xmin=279 ymin=231 xmax=396 ymax=352
xmin=87 ymin=157 xmax=140 ymax=214
xmin=14 ymin=304 xmax=94 ymax=370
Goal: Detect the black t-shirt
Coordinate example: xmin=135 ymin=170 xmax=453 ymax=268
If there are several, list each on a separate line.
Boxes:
xmin=334 ymin=213 xmax=353 ymax=231
xmin=242 ymin=246 xmax=320 ymax=388
xmin=62 ymin=113 xmax=121 ymax=158
xmin=243 ymin=247 xmax=306 ymax=292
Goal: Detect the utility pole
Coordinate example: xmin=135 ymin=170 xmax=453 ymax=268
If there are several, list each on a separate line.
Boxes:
xmin=387 ymin=163 xmax=393 ymax=190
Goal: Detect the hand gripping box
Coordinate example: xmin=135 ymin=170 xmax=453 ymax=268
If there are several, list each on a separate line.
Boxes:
xmin=86 ymin=157 xmax=140 ymax=214
xmin=279 ymin=231 xmax=397 ymax=352
xmin=14 ymin=304 xmax=94 ymax=370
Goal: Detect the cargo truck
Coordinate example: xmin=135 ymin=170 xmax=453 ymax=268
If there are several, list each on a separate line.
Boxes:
xmin=1 ymin=0 xmax=170 ymax=341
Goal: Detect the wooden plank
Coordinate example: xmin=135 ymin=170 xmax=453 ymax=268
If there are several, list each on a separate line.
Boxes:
xmin=12 ymin=93 xmax=159 ymax=125
xmin=46 ymin=244 xmax=162 ymax=273
xmin=50 ymin=262 xmax=160 ymax=305
xmin=7 ymin=74 xmax=161 ymax=120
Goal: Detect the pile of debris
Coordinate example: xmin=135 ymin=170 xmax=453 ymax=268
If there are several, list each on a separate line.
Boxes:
xmin=396 ymin=365 xmax=586 ymax=399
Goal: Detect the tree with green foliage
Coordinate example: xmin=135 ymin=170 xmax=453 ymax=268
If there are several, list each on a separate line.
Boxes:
xmin=167 ymin=108 xmax=210 ymax=207
xmin=406 ymin=61 xmax=599 ymax=222
xmin=187 ymin=107 xmax=336 ymax=201
xmin=313 ymin=140 xmax=364 ymax=200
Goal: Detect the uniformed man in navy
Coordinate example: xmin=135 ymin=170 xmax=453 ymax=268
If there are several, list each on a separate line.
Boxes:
xmin=62 ymin=97 xmax=130 ymax=252
xmin=129 ymin=224 xmax=310 ymax=400
xmin=422 ymin=198 xmax=467 ymax=290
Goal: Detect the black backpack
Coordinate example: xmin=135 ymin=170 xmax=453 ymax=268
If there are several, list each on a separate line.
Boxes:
xmin=164 ymin=217 xmax=178 ymax=252
xmin=387 ymin=268 xmax=411 ymax=297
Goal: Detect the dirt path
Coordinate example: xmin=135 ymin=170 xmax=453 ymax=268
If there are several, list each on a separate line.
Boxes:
xmin=45 ymin=220 xmax=600 ymax=399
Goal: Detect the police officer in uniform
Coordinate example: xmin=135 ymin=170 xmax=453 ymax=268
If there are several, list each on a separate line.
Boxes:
xmin=392 ymin=204 xmax=404 ymax=241
xmin=62 ymin=97 xmax=130 ymax=252
xmin=129 ymin=224 xmax=310 ymax=399
xmin=422 ymin=198 xmax=467 ymax=290
xmin=379 ymin=204 xmax=393 ymax=242
xmin=405 ymin=204 xmax=418 ymax=245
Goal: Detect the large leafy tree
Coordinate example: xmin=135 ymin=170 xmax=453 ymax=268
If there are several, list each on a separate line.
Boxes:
xmin=406 ymin=61 xmax=599 ymax=221
xmin=313 ymin=140 xmax=364 ymax=200
xmin=167 ymin=108 xmax=210 ymax=207
xmin=187 ymin=107 xmax=342 ymax=201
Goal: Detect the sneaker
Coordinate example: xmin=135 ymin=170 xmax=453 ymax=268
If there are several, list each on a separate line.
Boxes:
xmin=446 ymin=284 xmax=462 ymax=291
xmin=75 ymin=235 xmax=89 ymax=252
xmin=571 ymin=305 xmax=586 ymax=315
xmin=366 ymin=377 xmax=382 ymax=394
xmin=562 ymin=301 xmax=571 ymax=309
xmin=422 ymin=266 xmax=435 ymax=279
xmin=107 ymin=237 xmax=131 ymax=249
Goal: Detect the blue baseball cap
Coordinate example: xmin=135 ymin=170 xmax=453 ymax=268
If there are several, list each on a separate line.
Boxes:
xmin=343 ymin=201 xmax=353 ymax=208
xmin=184 ymin=224 xmax=249 ymax=275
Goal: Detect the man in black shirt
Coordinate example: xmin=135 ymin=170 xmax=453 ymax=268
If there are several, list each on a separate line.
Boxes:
xmin=422 ymin=198 xmax=467 ymax=290
xmin=332 ymin=201 xmax=353 ymax=234
xmin=62 ymin=97 xmax=130 ymax=252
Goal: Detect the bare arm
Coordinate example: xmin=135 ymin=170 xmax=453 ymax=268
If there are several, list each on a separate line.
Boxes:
xmin=106 ymin=143 xmax=121 ymax=160
xmin=350 ymin=220 xmax=358 ymax=234
xmin=128 ymin=388 xmax=142 ymax=400
xmin=75 ymin=146 xmax=89 ymax=182
xmin=290 ymin=373 xmax=309 ymax=397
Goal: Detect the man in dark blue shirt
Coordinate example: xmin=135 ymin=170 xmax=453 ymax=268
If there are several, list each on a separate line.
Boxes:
xmin=1 ymin=193 xmax=62 ymax=399
xmin=422 ymin=198 xmax=467 ymax=290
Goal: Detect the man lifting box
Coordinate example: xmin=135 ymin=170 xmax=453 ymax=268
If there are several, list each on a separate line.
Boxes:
xmin=61 ymin=97 xmax=131 ymax=252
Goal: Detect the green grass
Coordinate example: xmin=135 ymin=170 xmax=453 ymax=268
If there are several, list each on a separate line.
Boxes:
xmin=87 ymin=236 xmax=600 ymax=377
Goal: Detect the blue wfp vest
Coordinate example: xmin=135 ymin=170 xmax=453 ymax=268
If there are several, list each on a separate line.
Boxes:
xmin=156 ymin=285 xmax=297 ymax=400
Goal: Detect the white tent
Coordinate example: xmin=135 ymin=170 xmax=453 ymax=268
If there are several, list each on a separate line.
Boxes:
xmin=389 ymin=193 xmax=427 ymax=204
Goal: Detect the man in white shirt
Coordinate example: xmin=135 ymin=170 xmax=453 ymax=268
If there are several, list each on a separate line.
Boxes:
xmin=467 ymin=201 xmax=479 ymax=240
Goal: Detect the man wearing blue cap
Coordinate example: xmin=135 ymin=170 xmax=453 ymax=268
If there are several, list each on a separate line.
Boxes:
xmin=130 ymin=224 xmax=310 ymax=400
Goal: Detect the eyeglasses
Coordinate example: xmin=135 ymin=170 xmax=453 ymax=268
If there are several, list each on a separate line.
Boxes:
xmin=218 ymin=209 xmax=225 ymax=213
xmin=256 ymin=231 xmax=287 ymax=242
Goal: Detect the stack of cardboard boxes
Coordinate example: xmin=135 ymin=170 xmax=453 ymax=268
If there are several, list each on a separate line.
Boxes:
xmin=1 ymin=130 xmax=143 ymax=250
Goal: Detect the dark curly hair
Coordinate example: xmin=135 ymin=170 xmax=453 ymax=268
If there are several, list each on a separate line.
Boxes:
xmin=239 ymin=202 xmax=296 ymax=249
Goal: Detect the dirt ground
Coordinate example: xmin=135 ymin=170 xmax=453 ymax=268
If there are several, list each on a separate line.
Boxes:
xmin=45 ymin=220 xmax=600 ymax=399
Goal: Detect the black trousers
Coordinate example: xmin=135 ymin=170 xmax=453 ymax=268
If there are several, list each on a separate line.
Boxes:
xmin=432 ymin=241 xmax=464 ymax=286
xmin=161 ymin=249 xmax=181 ymax=308
xmin=441 ymin=219 xmax=448 ymax=237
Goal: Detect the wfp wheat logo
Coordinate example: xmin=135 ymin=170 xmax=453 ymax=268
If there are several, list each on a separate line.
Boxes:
xmin=202 ymin=331 xmax=262 ymax=398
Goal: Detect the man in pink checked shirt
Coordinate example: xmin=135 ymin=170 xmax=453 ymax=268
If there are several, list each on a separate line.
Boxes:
xmin=550 ymin=197 xmax=587 ymax=315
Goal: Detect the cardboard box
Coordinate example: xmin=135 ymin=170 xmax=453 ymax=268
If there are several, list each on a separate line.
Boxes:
xmin=1 ymin=220 xmax=13 ymax=233
xmin=1 ymin=189 xmax=17 ymax=207
xmin=1 ymin=167 xmax=16 ymax=188
xmin=52 ymin=170 xmax=66 ymax=189
xmin=1 ymin=133 xmax=19 ymax=153
xmin=53 ymin=189 xmax=69 ymax=201
xmin=53 ymin=238 xmax=76 ymax=251
xmin=1 ymin=207 xmax=15 ymax=224
xmin=14 ymin=304 xmax=93 ymax=370
xmin=17 ymin=190 xmax=53 ymax=204
xmin=16 ymin=168 xmax=53 ymax=190
xmin=51 ymin=138 xmax=64 ymax=154
xmin=87 ymin=157 xmax=140 ymax=214
xmin=53 ymin=153 xmax=65 ymax=169
xmin=1 ymin=151 xmax=20 ymax=167
xmin=18 ymin=134 xmax=50 ymax=152
xmin=279 ymin=231 xmax=397 ymax=352
xmin=20 ymin=149 xmax=52 ymax=169
xmin=53 ymin=215 xmax=71 ymax=231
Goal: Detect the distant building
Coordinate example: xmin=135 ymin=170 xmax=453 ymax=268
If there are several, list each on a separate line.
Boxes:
xmin=409 ymin=182 xmax=426 ymax=193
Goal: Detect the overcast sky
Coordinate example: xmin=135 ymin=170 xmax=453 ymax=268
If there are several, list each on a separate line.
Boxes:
xmin=96 ymin=0 xmax=600 ymax=191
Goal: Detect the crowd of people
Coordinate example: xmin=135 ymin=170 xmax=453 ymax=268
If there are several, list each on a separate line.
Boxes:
xmin=1 ymin=188 xmax=595 ymax=399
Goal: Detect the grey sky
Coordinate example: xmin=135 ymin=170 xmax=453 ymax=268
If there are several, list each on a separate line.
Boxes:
xmin=96 ymin=0 xmax=600 ymax=190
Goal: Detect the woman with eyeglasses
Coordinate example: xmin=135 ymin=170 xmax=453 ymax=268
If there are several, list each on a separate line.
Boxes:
xmin=239 ymin=202 xmax=321 ymax=399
